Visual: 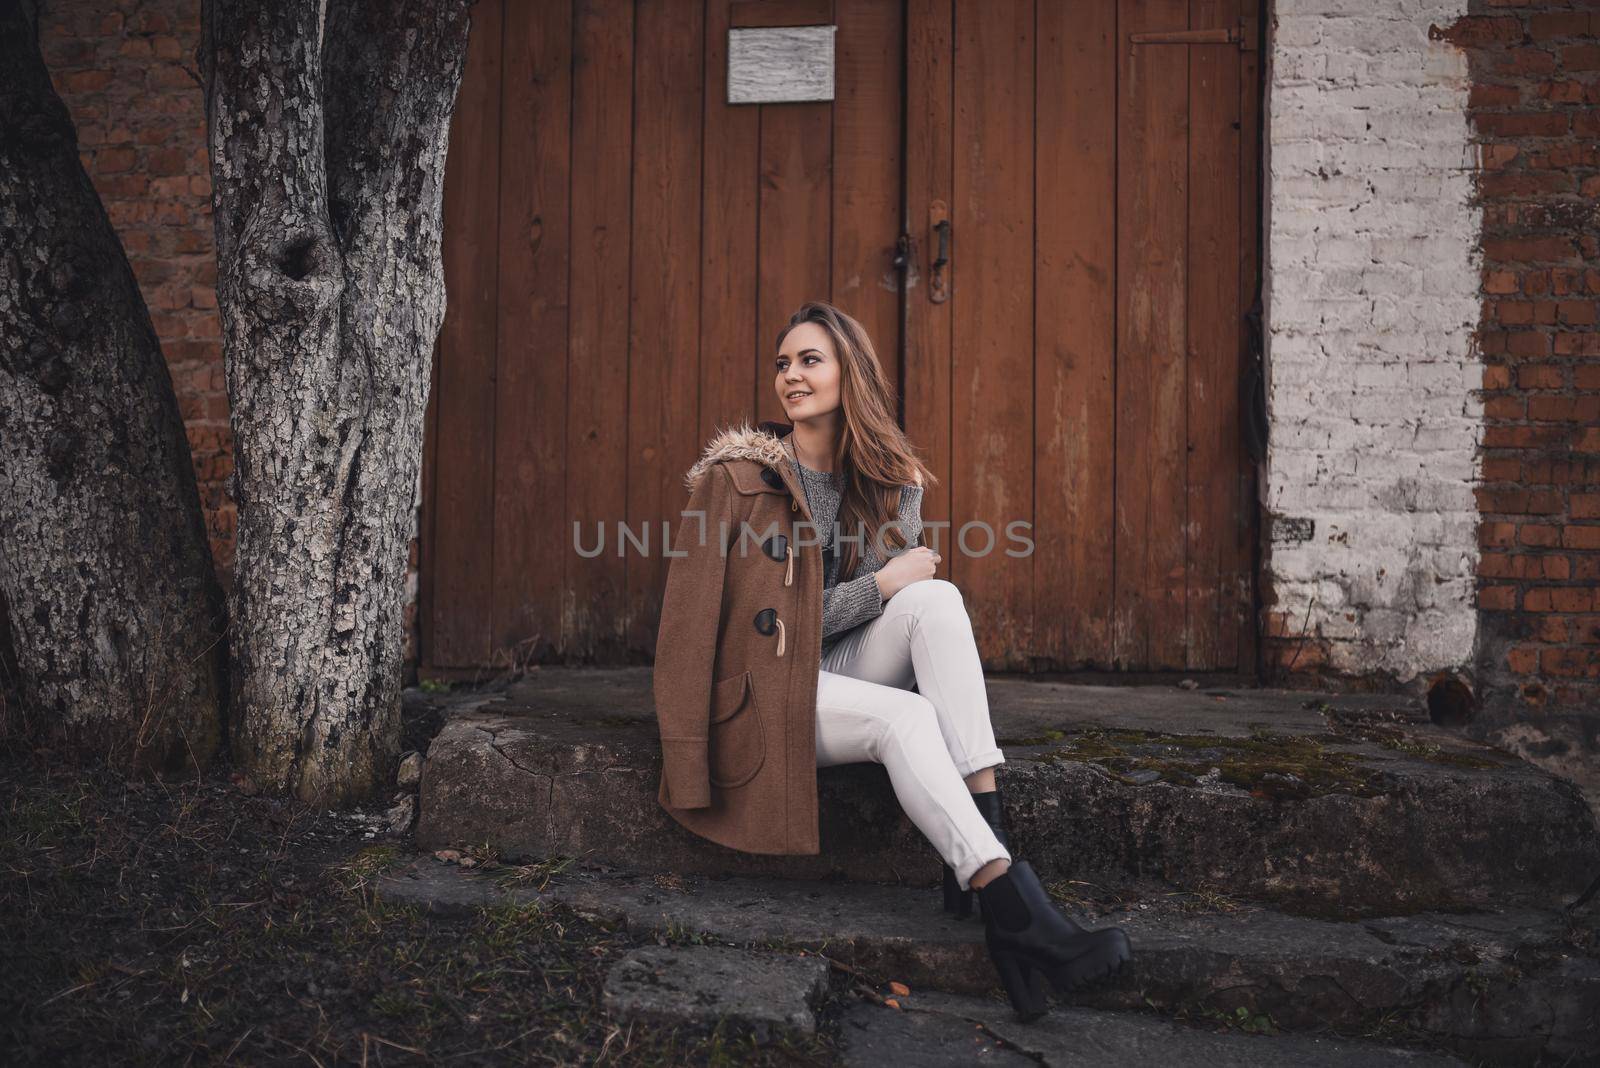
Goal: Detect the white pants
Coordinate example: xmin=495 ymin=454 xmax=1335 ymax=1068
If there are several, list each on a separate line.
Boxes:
xmin=816 ymin=578 xmax=1010 ymax=890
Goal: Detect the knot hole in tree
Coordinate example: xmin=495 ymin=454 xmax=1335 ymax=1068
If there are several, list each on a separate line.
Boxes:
xmin=237 ymin=223 xmax=343 ymax=316
xmin=276 ymin=233 xmax=324 ymax=282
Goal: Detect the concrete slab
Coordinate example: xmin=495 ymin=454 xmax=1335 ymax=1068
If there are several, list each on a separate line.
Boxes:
xmin=846 ymin=994 xmax=1467 ymax=1067
xmin=601 ymin=944 xmax=829 ymax=1044
xmin=837 ymin=999 xmax=1034 ymax=1066
xmin=376 ymin=857 xmax=1600 ymax=1063
xmin=411 ymin=668 xmax=1600 ymax=915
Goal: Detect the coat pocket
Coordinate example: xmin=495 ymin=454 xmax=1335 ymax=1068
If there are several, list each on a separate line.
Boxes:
xmin=708 ymin=669 xmax=766 ymax=788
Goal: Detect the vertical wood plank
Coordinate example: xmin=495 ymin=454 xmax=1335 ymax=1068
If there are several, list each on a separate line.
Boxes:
xmin=1236 ymin=0 xmax=1263 ymax=675
xmin=953 ymin=0 xmax=1033 ymax=668
xmin=903 ymin=0 xmax=953 ymax=582
xmin=701 ymin=0 xmax=762 ymax=438
xmin=1185 ymin=0 xmax=1242 ymax=670
xmin=628 ymin=0 xmax=704 ymax=653
xmin=1115 ymin=0 xmax=1189 ymax=670
xmin=1035 ymin=0 xmax=1117 ymax=670
xmin=568 ymin=0 xmax=634 ymax=660
xmin=756 ymin=100 xmax=833 ymax=425
xmin=493 ymin=0 xmax=572 ymax=662
xmin=730 ymin=0 xmax=832 ymax=26
xmin=420 ymin=275 xmax=441 ymax=672
xmin=831 ymin=0 xmax=904 ymax=389
xmin=430 ymin=0 xmax=503 ymax=667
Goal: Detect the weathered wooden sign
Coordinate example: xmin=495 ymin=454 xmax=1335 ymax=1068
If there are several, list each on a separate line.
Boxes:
xmin=727 ymin=25 xmax=836 ymax=104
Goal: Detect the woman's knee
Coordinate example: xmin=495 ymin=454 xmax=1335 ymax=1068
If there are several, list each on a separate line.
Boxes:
xmin=897 ymin=579 xmax=971 ymax=634
xmin=870 ymin=691 xmax=941 ymax=761
xmin=898 ymin=577 xmax=964 ymax=612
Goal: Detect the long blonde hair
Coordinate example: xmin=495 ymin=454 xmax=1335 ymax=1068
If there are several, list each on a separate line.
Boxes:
xmin=776 ymin=301 xmax=937 ymax=581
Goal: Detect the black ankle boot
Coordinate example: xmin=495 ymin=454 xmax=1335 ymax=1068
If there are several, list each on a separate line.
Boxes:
xmin=974 ymin=860 xmax=1132 ymax=1022
xmin=942 ymin=788 xmax=1009 ymax=919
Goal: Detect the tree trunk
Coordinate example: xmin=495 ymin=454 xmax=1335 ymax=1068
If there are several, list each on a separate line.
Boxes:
xmin=0 ymin=3 xmax=227 ymax=771
xmin=201 ymin=0 xmax=470 ymax=804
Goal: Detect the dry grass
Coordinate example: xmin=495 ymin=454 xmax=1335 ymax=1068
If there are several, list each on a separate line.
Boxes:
xmin=0 ymin=750 xmax=840 ymax=1066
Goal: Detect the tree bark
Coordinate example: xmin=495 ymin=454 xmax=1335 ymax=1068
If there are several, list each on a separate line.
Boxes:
xmin=201 ymin=0 xmax=470 ymax=803
xmin=0 ymin=3 xmax=227 ymax=771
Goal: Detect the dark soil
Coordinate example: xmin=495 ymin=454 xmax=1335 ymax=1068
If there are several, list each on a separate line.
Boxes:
xmin=0 ymin=744 xmax=840 ymax=1066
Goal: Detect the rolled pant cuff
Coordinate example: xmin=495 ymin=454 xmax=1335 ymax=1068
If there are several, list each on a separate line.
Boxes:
xmin=954 ymin=748 xmax=1005 ymax=779
xmin=954 ymin=844 xmax=1012 ymax=891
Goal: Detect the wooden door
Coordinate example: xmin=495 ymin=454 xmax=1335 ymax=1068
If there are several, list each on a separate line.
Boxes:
xmin=423 ymin=0 xmax=1259 ymax=675
xmin=903 ymin=0 xmax=1260 ymax=673
xmin=422 ymin=0 xmax=905 ymax=670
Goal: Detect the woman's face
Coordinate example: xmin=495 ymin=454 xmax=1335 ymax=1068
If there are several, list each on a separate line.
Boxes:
xmin=774 ymin=322 xmax=842 ymax=421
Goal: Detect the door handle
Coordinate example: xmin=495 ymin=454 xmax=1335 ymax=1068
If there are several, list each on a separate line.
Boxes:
xmin=1130 ymin=27 xmax=1239 ymax=44
xmin=1130 ymin=16 xmax=1255 ymax=51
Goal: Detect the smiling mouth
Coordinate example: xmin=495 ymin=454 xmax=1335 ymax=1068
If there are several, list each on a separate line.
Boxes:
xmin=786 ymin=391 xmax=812 ymax=401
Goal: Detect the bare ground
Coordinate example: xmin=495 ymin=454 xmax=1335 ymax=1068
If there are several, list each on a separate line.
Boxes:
xmin=0 ymin=741 xmax=842 ymax=1066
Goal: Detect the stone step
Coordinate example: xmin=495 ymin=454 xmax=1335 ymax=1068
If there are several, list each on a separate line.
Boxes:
xmin=602 ymin=944 xmax=829 ymax=1045
xmin=411 ymin=668 xmax=1600 ymax=916
xmin=596 ymin=941 xmax=1475 ymax=1067
xmin=377 ymin=856 xmax=1600 ymax=1064
xmin=837 ymin=995 xmax=1468 ymax=1068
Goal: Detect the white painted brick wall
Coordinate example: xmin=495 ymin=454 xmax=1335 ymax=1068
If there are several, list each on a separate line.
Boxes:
xmin=1263 ymin=0 xmax=1483 ymax=681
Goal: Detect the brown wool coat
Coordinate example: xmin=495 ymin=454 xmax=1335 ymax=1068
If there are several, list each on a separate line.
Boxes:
xmin=652 ymin=419 xmax=828 ymax=855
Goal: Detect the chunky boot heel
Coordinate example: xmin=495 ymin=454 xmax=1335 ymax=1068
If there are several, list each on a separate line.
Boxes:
xmin=975 ymin=859 xmax=1133 ymax=1022
xmin=942 ymin=862 xmax=974 ymax=918
xmin=988 ymin=938 xmax=1048 ymax=1022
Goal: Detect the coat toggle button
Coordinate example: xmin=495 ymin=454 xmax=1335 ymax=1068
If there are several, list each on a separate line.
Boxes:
xmin=753 ymin=607 xmax=786 ymax=657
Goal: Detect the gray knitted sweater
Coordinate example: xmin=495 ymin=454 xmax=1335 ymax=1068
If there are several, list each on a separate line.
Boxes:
xmin=788 ymin=456 xmax=925 ymax=655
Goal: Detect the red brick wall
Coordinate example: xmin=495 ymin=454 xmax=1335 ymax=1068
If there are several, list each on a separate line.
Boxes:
xmin=1457 ymin=5 xmax=1600 ymax=713
xmin=39 ymin=0 xmax=234 ymax=580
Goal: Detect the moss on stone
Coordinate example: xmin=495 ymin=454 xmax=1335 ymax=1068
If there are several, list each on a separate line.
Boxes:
xmin=1363 ymin=728 xmax=1506 ymax=769
xmin=1000 ymin=727 xmax=1387 ymax=800
xmin=999 ymin=721 xmax=1510 ymax=798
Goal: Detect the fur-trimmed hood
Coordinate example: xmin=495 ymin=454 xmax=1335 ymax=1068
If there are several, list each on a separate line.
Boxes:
xmin=681 ymin=419 xmax=793 ymax=492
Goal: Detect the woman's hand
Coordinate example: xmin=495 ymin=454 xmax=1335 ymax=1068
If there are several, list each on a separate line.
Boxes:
xmin=874 ymin=545 xmax=940 ymax=601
